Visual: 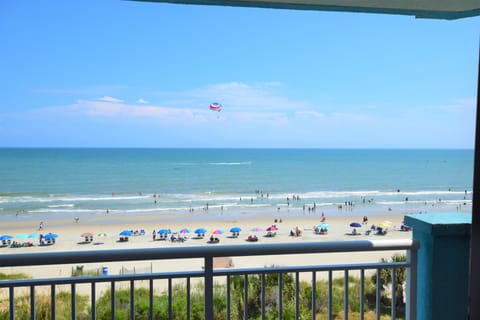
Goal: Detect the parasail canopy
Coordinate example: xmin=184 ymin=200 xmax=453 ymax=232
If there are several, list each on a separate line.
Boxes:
xmin=210 ymin=102 xmax=222 ymax=112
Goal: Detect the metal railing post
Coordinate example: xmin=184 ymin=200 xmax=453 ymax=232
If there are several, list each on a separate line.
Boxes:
xmin=406 ymin=243 xmax=418 ymax=320
xmin=9 ymin=286 xmax=14 ymax=320
xmin=204 ymin=256 xmax=214 ymax=320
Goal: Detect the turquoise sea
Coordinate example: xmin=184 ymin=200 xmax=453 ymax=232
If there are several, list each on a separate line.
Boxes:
xmin=0 ymin=148 xmax=474 ymax=220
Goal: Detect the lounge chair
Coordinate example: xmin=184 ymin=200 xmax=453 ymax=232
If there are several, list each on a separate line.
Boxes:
xmin=208 ymin=236 xmax=220 ymax=244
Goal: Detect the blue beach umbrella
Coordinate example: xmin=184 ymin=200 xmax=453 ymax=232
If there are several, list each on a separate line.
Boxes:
xmin=157 ymin=229 xmax=170 ymax=235
xmin=119 ymin=230 xmax=133 ymax=236
xmin=44 ymin=233 xmax=58 ymax=240
xmin=350 ymin=222 xmax=362 ymax=228
xmin=0 ymin=235 xmax=13 ymax=241
xmin=28 ymin=233 xmax=40 ymax=239
xmin=230 ymin=227 xmax=242 ymax=233
xmin=195 ymin=228 xmax=207 ymax=234
xmin=16 ymin=233 xmax=29 ymax=240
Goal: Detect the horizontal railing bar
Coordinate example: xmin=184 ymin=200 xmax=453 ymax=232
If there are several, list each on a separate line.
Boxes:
xmin=0 ymin=261 xmax=409 ymax=289
xmin=0 ymin=240 xmax=418 ymax=267
xmin=0 ymin=271 xmax=204 ymax=288
xmin=214 ymin=261 xmax=410 ymax=276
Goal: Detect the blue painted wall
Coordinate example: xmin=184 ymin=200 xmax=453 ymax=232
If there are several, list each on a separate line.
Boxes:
xmin=405 ymin=213 xmax=471 ymax=320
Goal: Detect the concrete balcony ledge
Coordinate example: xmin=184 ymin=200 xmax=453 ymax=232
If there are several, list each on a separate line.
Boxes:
xmin=404 ymin=212 xmax=471 ymax=320
xmin=405 ymin=212 xmax=471 ymax=236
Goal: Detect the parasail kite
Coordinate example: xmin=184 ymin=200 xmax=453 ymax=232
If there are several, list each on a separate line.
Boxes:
xmin=210 ymin=102 xmax=222 ymax=112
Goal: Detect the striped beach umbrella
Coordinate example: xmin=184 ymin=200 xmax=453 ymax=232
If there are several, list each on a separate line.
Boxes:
xmin=179 ymin=228 xmax=192 ymax=234
xmin=266 ymin=225 xmax=278 ymax=232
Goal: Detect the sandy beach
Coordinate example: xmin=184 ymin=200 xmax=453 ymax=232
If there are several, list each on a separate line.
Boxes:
xmin=0 ymin=204 xmax=471 ymax=302
xmin=0 ymin=204 xmax=453 ymax=280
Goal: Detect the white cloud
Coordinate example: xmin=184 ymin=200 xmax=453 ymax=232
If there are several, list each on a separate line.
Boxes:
xmin=3 ymin=85 xmax=475 ymax=148
xmin=153 ymin=81 xmax=307 ymax=112
xmin=24 ymin=82 xmax=373 ymax=129
xmin=426 ymin=98 xmax=476 ymax=112
xmin=72 ymin=99 xmax=207 ymax=121
xmin=295 ymin=110 xmax=325 ymax=119
xmin=35 ymin=85 xmax=127 ymax=95
xmin=97 ymin=96 xmax=123 ymax=103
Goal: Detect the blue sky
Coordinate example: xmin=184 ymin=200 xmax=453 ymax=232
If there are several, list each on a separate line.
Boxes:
xmin=0 ymin=0 xmax=478 ymax=148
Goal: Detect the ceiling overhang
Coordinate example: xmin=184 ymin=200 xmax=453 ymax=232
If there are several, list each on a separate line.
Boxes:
xmin=130 ymin=0 xmax=480 ymax=19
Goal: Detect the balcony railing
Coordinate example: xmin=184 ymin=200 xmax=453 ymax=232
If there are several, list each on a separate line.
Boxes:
xmin=0 ymin=239 xmax=418 ymax=320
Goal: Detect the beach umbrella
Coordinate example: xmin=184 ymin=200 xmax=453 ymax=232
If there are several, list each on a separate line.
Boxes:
xmin=119 ymin=230 xmax=133 ymax=236
xmin=350 ymin=222 xmax=362 ymax=228
xmin=251 ymin=227 xmax=263 ymax=232
xmin=16 ymin=233 xmax=29 ymax=239
xmin=266 ymin=225 xmax=278 ymax=232
xmin=97 ymin=232 xmax=108 ymax=237
xmin=179 ymin=228 xmax=192 ymax=234
xmin=44 ymin=233 xmax=58 ymax=240
xmin=211 ymin=229 xmax=224 ymax=235
xmin=157 ymin=229 xmax=170 ymax=235
xmin=195 ymin=228 xmax=207 ymax=234
xmin=81 ymin=232 xmax=93 ymax=238
xmin=0 ymin=235 xmax=13 ymax=241
xmin=378 ymin=221 xmax=392 ymax=228
xmin=28 ymin=233 xmax=40 ymax=239
xmin=230 ymin=227 xmax=242 ymax=233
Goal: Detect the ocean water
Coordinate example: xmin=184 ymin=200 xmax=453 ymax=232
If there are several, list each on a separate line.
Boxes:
xmin=0 ymin=148 xmax=473 ymax=219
